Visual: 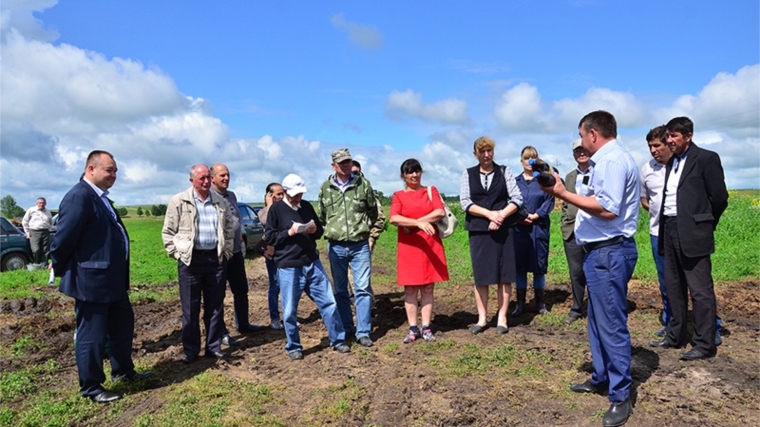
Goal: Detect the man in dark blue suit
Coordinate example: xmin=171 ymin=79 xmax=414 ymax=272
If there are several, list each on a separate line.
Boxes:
xmin=51 ymin=150 xmax=150 ymax=403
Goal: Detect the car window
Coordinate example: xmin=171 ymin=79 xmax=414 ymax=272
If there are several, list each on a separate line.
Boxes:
xmin=238 ymin=204 xmax=252 ymax=221
xmin=1 ymin=218 xmax=22 ymax=235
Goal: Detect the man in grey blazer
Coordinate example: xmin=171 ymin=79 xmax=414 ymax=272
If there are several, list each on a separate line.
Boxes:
xmin=561 ymin=139 xmax=592 ymax=324
xmin=649 ymin=117 xmax=729 ymax=361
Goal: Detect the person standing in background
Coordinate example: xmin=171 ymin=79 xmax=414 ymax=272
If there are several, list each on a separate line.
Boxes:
xmin=641 ymin=126 xmax=723 ymax=345
xmin=513 ymin=146 xmax=555 ymax=315
xmin=210 ymin=163 xmax=265 ymax=348
xmin=22 ymin=197 xmax=54 ymax=269
xmin=265 ymin=174 xmax=350 ymax=360
xmin=459 ymin=136 xmax=522 ymax=335
xmin=561 ymin=139 xmax=591 ymax=324
xmin=389 ymin=159 xmax=449 ymax=343
xmin=649 ymin=117 xmax=728 ymax=361
xmin=257 ymin=182 xmax=286 ymax=329
xmin=317 ymin=149 xmax=382 ymax=348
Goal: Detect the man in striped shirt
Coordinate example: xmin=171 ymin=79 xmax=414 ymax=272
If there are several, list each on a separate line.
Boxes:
xmin=162 ymin=164 xmax=235 ymax=364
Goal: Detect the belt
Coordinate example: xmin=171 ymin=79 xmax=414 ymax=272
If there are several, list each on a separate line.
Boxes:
xmin=583 ymin=236 xmax=631 ymax=253
xmin=193 ymin=249 xmax=217 ymax=256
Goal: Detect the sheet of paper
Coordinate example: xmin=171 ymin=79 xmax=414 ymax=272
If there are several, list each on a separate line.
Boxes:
xmin=293 ymin=219 xmax=315 ymax=234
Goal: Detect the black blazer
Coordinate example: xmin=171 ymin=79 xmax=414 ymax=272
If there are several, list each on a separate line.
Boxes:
xmin=657 ymin=143 xmax=729 ymax=258
xmin=51 ymin=181 xmax=130 ymax=303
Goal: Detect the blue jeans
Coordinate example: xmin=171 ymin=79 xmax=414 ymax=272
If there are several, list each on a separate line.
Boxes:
xmin=265 ymin=258 xmax=281 ymax=322
xmin=278 ymin=260 xmax=346 ymax=354
xmin=328 ymin=240 xmax=373 ymax=339
xmin=650 ymin=234 xmax=721 ymax=334
xmin=584 ymin=239 xmax=637 ymax=404
xmin=515 ymin=272 xmax=546 ymax=290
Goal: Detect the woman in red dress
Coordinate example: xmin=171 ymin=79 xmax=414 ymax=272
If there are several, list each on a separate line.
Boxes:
xmin=389 ymin=159 xmax=449 ymax=343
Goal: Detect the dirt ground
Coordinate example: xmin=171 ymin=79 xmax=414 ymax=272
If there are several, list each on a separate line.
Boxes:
xmin=1 ymin=255 xmax=758 ymax=427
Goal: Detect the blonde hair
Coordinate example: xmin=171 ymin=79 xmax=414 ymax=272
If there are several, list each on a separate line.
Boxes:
xmin=521 ymin=146 xmax=538 ymax=159
xmin=473 ymin=136 xmax=495 ymax=153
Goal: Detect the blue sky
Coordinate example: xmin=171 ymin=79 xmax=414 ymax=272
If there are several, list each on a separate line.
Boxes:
xmin=1 ymin=0 xmax=758 ymax=208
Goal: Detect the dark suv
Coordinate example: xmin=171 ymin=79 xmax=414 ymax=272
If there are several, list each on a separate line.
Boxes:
xmin=0 ymin=217 xmax=34 ymax=271
xmin=237 ymin=203 xmax=264 ymax=253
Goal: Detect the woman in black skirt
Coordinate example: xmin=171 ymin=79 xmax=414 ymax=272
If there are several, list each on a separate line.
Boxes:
xmin=459 ymin=136 xmax=523 ymax=334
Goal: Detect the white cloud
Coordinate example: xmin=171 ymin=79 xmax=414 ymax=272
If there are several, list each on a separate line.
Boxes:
xmin=494 ymin=83 xmax=651 ymax=133
xmin=0 ymin=5 xmax=232 ymax=208
xmin=385 ymin=89 xmax=469 ymax=124
xmin=659 ymin=64 xmax=760 ymax=138
xmin=329 ymin=13 xmax=384 ymax=51
xmin=494 ymin=83 xmax=546 ymax=131
xmin=553 ymin=87 xmax=651 ymax=129
xmin=0 ymin=0 xmax=58 ymax=42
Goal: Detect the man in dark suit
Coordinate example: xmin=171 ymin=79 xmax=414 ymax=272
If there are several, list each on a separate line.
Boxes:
xmin=560 ymin=138 xmax=591 ymax=324
xmin=51 ymin=150 xmax=150 ymax=403
xmin=650 ymin=117 xmax=729 ymax=361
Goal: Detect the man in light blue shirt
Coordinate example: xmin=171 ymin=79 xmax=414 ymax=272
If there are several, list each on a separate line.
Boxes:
xmin=541 ymin=111 xmax=639 ymax=427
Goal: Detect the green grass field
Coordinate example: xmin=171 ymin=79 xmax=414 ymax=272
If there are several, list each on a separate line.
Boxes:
xmin=2 ymin=190 xmax=758 ymax=300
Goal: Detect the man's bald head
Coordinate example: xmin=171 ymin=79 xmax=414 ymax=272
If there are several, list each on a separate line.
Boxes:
xmin=210 ymin=163 xmax=230 ymax=193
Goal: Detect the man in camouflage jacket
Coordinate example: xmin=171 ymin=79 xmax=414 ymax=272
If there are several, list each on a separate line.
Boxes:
xmin=317 ymin=148 xmax=384 ymax=347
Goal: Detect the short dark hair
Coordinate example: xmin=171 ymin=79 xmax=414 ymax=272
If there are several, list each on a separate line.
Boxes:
xmin=352 ymin=160 xmax=361 ymax=170
xmin=579 ymin=110 xmax=617 ymax=139
xmin=646 ymin=125 xmax=667 ymax=143
xmin=264 ymin=182 xmax=282 ymax=195
xmin=399 ymin=158 xmax=422 ymax=177
xmin=85 ymin=150 xmax=114 ymax=168
xmin=36 ymin=197 xmax=46 ymax=203
xmin=665 ymin=117 xmax=694 ymax=136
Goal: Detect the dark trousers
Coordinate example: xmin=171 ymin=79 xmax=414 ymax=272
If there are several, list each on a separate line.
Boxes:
xmin=178 ymin=252 xmax=227 ymax=357
xmin=29 ymin=229 xmax=50 ymax=264
xmin=74 ymin=298 xmax=135 ymax=396
xmin=564 ymin=235 xmax=587 ymax=318
xmin=223 ymin=251 xmax=250 ymax=332
xmin=663 ymin=217 xmax=717 ymax=354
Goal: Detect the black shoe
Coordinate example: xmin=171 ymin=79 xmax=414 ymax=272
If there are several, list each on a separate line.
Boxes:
xmin=563 ymin=315 xmax=581 ymax=324
xmin=205 ymin=350 xmax=229 ymax=359
xmin=334 ymin=343 xmax=351 ymax=353
xmin=602 ymin=399 xmax=632 ymax=427
xmin=112 ymin=371 xmax=152 ymax=382
xmin=470 ymin=324 xmax=486 ymax=335
xmin=649 ymin=339 xmax=681 ymax=349
xmin=654 ymin=326 xmax=667 ymax=337
xmin=495 ymin=325 xmax=509 ymax=335
xmin=222 ymin=335 xmax=239 ymax=347
xmin=288 ymin=350 xmax=303 ymax=360
xmin=679 ymin=348 xmax=715 ymax=361
xmin=358 ymin=336 xmax=374 ymax=347
xmin=239 ymin=324 xmax=266 ymax=333
xmin=90 ymin=391 xmax=122 ymax=403
xmin=570 ymin=380 xmax=602 ymax=394
xmin=181 ymin=354 xmax=198 ymax=364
